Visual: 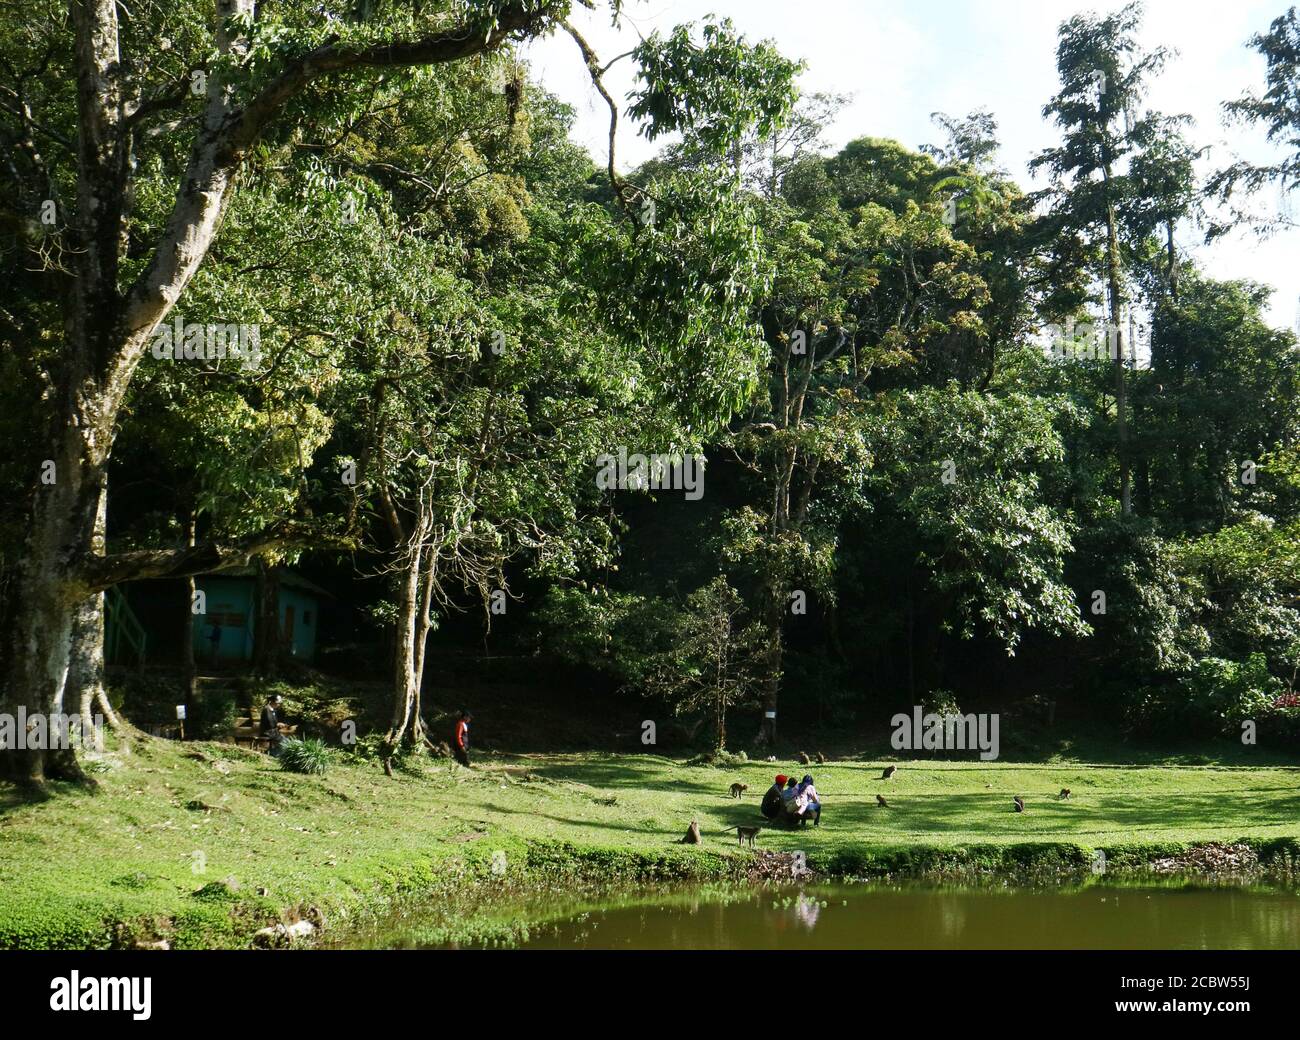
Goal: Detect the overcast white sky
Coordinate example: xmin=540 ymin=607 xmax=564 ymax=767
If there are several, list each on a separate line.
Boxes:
xmin=523 ymin=0 xmax=1298 ymax=331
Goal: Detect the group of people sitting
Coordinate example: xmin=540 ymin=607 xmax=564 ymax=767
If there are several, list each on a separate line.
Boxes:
xmin=760 ymin=773 xmax=821 ymax=827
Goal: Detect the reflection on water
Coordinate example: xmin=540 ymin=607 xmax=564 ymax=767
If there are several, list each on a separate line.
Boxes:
xmin=499 ymin=883 xmax=1300 ymax=951
xmin=793 ymin=893 xmax=820 ymax=930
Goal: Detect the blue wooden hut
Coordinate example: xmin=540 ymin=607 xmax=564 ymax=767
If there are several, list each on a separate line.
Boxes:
xmin=107 ymin=568 xmax=330 ymax=666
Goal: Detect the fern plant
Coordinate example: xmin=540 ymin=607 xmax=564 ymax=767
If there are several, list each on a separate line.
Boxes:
xmin=278 ymin=738 xmax=331 ymax=776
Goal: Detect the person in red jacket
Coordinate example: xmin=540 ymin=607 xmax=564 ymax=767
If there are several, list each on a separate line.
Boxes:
xmin=761 ymin=774 xmax=788 ymax=819
xmin=453 ymin=710 xmax=472 ymax=767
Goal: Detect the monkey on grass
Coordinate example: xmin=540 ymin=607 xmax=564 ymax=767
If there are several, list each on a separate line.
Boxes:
xmin=732 ymin=826 xmax=761 ymax=847
xmin=1058 ymin=788 xmax=1071 ymax=800
xmin=1013 ymin=796 xmax=1025 ymax=813
xmin=797 ymin=751 xmax=811 ymax=765
xmin=881 ymin=765 xmax=897 ymax=780
xmin=876 ymin=794 xmax=889 ymax=808
xmin=728 ymin=782 xmax=748 ymax=799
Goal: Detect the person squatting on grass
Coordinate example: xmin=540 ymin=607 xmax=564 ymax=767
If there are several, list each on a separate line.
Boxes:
xmin=793 ymin=774 xmax=821 ymax=827
xmin=770 ymin=774 xmax=821 ymax=827
xmin=454 ymin=710 xmax=472 ymax=767
xmin=761 ymin=774 xmax=789 ymax=819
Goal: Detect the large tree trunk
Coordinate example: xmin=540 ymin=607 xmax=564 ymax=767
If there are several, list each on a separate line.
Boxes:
xmin=0 ymin=0 xmax=242 ymax=787
xmin=1 ymin=426 xmax=107 ymax=785
xmin=67 ymin=592 xmax=111 ymax=766
xmin=68 ymin=484 xmax=132 ymax=752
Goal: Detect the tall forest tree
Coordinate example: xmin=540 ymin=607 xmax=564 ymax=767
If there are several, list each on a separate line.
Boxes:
xmin=1212 ymin=5 xmax=1300 ymax=236
xmin=1031 ymin=0 xmax=1174 ymax=517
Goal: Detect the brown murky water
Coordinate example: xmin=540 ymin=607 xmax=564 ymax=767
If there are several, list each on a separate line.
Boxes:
xmin=503 ymin=884 xmax=1300 ymax=950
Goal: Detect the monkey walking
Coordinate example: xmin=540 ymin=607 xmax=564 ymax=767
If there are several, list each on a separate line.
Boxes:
xmin=733 ymin=826 xmax=762 ymax=847
xmin=1013 ymin=796 xmax=1025 ymax=813
xmin=876 ymin=794 xmax=889 ymax=808
xmin=728 ymin=782 xmax=748 ymax=799
xmin=1058 ymin=788 xmax=1071 ymax=800
xmin=881 ymin=765 xmax=897 ymax=780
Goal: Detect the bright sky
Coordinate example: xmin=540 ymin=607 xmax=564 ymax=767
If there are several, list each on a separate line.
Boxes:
xmin=523 ymin=0 xmax=1299 ymax=331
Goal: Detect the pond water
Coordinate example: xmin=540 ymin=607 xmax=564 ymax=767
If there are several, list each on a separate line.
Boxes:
xmin=463 ymin=883 xmax=1300 ymax=950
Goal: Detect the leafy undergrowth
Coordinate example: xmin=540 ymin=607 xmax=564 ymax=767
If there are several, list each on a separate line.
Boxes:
xmin=3 ymin=733 xmax=1300 ymax=949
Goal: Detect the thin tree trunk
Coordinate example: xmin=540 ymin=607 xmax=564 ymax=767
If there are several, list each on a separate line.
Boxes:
xmin=1167 ymin=221 xmax=1179 ymax=301
xmin=383 ymin=546 xmax=426 ymax=770
xmin=715 ymin=622 xmax=727 ymax=753
xmin=906 ymin=574 xmax=916 ymax=701
xmin=251 ymin=559 xmax=281 ymax=676
xmin=410 ymin=546 xmax=438 ymax=740
xmin=1104 ymin=189 xmax=1131 ymax=517
xmin=182 ymin=509 xmax=197 ymax=698
xmin=755 ymin=583 xmax=784 ymax=747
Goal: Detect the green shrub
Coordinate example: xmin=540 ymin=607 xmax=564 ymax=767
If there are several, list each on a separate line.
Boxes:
xmin=686 ymin=748 xmax=748 ymax=768
xmin=345 ymin=731 xmax=399 ymax=762
xmin=924 ymin=689 xmax=962 ymax=718
xmin=1186 ymin=654 xmax=1282 ymax=725
xmin=278 ymin=737 xmax=331 ymax=775
xmin=1127 ymin=654 xmax=1288 ymax=738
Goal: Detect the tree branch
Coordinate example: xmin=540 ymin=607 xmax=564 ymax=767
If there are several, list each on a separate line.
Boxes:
xmin=80 ymin=520 xmax=351 ymax=592
xmin=561 ymin=18 xmax=641 ymax=212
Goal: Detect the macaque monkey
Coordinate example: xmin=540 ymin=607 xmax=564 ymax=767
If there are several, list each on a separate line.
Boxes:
xmin=729 ymin=782 xmax=748 ymax=799
xmin=815 ymin=751 xmax=827 ymax=764
xmin=1013 ymin=796 xmax=1025 ymax=813
xmin=881 ymin=765 xmax=897 ymax=780
xmin=1058 ymin=788 xmax=1071 ymax=800
xmin=677 ymin=820 xmax=702 ymax=844
xmin=876 ymin=794 xmax=889 ymax=808
xmin=797 ymin=751 xmax=811 ymax=765
xmin=735 ymin=826 xmax=761 ymax=847
xmin=504 ymin=65 xmax=524 ymax=128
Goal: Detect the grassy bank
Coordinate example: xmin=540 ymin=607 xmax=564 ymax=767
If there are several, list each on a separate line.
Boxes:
xmin=3 ymin=734 xmax=1300 ymax=949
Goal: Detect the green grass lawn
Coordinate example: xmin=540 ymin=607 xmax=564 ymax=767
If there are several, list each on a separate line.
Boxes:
xmin=3 ymin=734 xmax=1300 ymax=948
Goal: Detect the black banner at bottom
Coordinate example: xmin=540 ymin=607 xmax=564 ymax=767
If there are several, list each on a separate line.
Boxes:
xmin=0 ymin=949 xmax=1288 ymax=1027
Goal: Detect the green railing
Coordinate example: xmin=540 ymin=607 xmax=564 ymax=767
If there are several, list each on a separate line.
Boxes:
xmin=105 ymin=586 xmax=147 ymax=668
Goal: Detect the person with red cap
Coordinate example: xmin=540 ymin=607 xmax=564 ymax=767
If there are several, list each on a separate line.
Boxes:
xmin=761 ymin=774 xmax=788 ymax=820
